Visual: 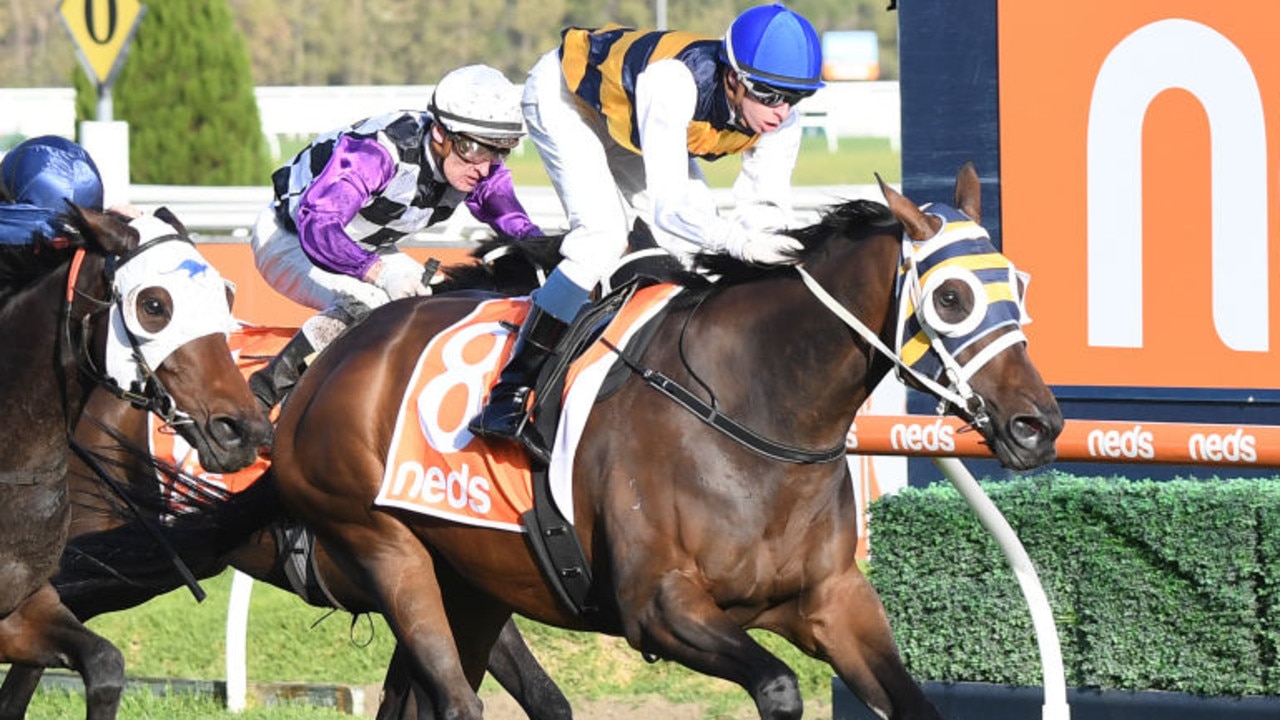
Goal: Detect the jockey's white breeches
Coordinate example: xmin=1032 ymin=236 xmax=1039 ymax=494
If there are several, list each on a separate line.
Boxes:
xmin=522 ymin=50 xmax=714 ymax=290
xmin=251 ymin=206 xmax=391 ymax=313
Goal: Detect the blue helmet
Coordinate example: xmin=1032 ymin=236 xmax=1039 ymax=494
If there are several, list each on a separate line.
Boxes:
xmin=720 ymin=4 xmax=824 ymax=91
xmin=0 ymin=135 xmax=104 ymax=211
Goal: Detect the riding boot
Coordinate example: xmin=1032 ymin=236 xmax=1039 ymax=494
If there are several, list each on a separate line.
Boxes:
xmin=468 ymin=305 xmax=569 ymax=462
xmin=247 ymin=331 xmax=315 ymax=414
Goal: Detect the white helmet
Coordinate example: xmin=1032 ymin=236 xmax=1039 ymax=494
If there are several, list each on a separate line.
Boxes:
xmin=429 ymin=64 xmax=525 ymax=149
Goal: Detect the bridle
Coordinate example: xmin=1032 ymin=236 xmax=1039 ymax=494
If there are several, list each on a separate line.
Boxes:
xmin=798 ymin=203 xmax=1031 ymax=432
xmin=63 ymin=230 xmax=221 ymax=429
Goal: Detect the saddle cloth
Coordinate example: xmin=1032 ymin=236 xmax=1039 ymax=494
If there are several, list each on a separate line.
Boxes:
xmin=376 ymin=283 xmax=682 ymax=531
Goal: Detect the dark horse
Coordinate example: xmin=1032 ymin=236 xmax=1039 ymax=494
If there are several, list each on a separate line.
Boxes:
xmin=269 ymin=164 xmax=1064 ymax=719
xmin=0 ymin=206 xmax=272 ymax=720
xmin=0 ymin=237 xmax=571 ymax=720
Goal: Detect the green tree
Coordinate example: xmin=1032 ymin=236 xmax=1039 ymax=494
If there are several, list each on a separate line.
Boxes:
xmin=74 ymin=0 xmax=268 ymax=185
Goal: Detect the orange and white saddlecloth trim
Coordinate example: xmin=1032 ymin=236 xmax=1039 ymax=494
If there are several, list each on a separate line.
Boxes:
xmin=379 ymin=285 xmax=683 ymax=531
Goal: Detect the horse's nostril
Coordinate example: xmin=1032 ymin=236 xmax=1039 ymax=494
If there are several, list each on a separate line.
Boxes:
xmin=1010 ymin=415 xmax=1047 ymax=447
xmin=208 ymin=414 xmax=245 ymax=448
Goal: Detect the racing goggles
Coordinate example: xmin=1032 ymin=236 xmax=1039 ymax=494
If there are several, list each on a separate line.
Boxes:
xmin=738 ymin=73 xmax=814 ymax=108
xmin=449 ymin=133 xmax=512 ymax=164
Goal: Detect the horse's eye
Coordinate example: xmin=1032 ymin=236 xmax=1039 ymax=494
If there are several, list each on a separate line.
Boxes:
xmin=141 ymin=296 xmax=165 ymax=317
xmin=132 ymin=287 xmax=174 ymax=334
xmin=938 ymin=288 xmax=961 ymax=308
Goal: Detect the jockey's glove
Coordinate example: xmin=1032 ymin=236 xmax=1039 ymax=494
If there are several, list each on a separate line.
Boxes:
xmin=370 ymin=252 xmax=431 ymax=300
xmin=726 ymin=229 xmax=804 ymax=266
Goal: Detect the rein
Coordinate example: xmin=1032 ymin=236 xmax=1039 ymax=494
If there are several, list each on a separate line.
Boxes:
xmin=794 ymin=266 xmax=992 ymax=424
xmin=605 ymin=214 xmax=1030 ymax=462
xmin=605 ymin=290 xmax=846 ymax=465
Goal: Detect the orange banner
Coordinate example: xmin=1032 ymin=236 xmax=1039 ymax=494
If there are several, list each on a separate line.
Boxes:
xmin=848 ymin=415 xmax=1280 ymax=468
xmin=998 ymin=2 xmax=1280 ymax=388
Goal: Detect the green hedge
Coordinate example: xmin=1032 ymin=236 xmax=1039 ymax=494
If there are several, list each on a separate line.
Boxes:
xmin=868 ymin=474 xmax=1280 ymax=695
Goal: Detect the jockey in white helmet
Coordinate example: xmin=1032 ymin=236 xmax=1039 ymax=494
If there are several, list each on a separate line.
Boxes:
xmin=249 ymin=64 xmax=542 ymax=412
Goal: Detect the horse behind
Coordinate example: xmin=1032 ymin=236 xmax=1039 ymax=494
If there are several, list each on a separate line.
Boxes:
xmin=0 ymin=206 xmax=272 ymax=720
xmin=271 ymin=163 xmax=1063 ymax=719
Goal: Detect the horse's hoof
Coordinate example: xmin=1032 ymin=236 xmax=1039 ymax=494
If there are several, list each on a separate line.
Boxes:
xmin=755 ymin=676 xmax=803 ymax=720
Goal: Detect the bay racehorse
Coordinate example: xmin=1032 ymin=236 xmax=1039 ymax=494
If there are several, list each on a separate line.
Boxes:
xmin=0 ymin=238 xmax=571 ymax=720
xmin=268 ymin=163 xmax=1063 ymax=719
xmin=0 ymin=206 xmax=272 ymax=720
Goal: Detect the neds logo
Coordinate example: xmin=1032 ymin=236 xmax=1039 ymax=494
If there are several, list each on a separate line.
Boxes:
xmin=1089 ymin=18 xmax=1268 ymax=352
xmin=1188 ymin=428 xmax=1257 ymax=463
xmin=1087 ymin=426 xmax=1155 ymax=459
xmin=889 ymin=418 xmax=955 ymax=453
xmin=389 ymin=461 xmax=492 ymax=514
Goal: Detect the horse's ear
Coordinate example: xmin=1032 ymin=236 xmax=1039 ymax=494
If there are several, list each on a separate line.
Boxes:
xmin=954 ymin=161 xmax=982 ymax=224
xmin=62 ymin=202 xmax=137 ymax=256
xmin=629 ymin=218 xmax=658 ymax=251
xmin=153 ymin=206 xmax=189 ymax=236
xmin=877 ymin=173 xmax=938 ymax=242
xmin=223 ymin=278 xmax=238 ymax=312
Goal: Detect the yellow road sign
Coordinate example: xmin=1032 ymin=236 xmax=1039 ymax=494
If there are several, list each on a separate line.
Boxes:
xmin=59 ymin=0 xmax=147 ymax=86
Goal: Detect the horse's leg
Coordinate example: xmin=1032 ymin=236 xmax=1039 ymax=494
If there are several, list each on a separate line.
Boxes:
xmin=375 ymin=644 xmax=436 ymax=720
xmin=0 ymin=665 xmax=44 ymax=720
xmin=321 ymin=520 xmax=483 ymax=720
xmin=0 ymin=584 xmax=124 ymax=720
xmin=622 ymin=574 xmax=803 ymax=720
xmin=486 ymin=618 xmax=573 ymax=720
xmin=775 ymin=570 xmax=942 ymax=720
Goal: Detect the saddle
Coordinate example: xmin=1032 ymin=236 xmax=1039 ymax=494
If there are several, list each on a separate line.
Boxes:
xmin=518 ymin=247 xmax=690 ymax=618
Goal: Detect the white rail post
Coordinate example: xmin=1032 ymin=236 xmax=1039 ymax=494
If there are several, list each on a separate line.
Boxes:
xmin=225 ymin=570 xmax=255 ymax=712
xmin=932 ymin=457 xmax=1071 ymax=720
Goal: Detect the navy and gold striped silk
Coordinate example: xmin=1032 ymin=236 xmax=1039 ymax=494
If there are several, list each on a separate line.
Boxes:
xmin=559 ymin=26 xmax=760 ymax=159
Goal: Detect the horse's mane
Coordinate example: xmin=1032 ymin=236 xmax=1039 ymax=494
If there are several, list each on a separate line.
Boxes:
xmin=433 ymin=234 xmax=565 ymax=295
xmin=64 ymin=414 xmax=282 ymax=585
xmin=0 ymin=207 xmax=141 ymax=306
xmin=432 ymin=200 xmax=898 ymax=300
xmin=693 ymin=199 xmax=898 ymax=285
xmin=0 ymin=238 xmax=77 ymax=305
xmin=70 ymin=416 xmax=238 ymax=520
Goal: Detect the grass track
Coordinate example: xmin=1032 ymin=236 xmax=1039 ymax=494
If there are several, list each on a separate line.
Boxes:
xmin=18 ymin=570 xmax=839 ymax=718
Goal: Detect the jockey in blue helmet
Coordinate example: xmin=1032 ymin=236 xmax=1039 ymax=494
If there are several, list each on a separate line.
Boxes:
xmin=469 ymin=3 xmax=824 ymax=461
xmin=721 ymin=3 xmax=825 ymax=99
xmin=0 ymin=136 xmax=105 ymax=245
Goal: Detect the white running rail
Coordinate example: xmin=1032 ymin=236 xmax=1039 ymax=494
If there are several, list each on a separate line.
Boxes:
xmin=933 ymin=457 xmax=1071 ymax=720
xmin=129 ymin=184 xmax=883 ymax=240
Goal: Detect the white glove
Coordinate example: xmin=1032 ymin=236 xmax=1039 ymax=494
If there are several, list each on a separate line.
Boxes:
xmin=370 ymin=253 xmax=430 ymax=300
xmin=726 ymin=230 xmax=804 ymax=266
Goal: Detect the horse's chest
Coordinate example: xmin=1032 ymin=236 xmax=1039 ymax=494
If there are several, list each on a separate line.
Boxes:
xmin=0 ymin=480 xmax=70 ymax=555
xmin=0 ymin=482 xmax=68 ymax=612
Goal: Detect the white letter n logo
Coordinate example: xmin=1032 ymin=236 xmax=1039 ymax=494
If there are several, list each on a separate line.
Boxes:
xmin=1087 ymin=18 xmax=1268 ymax=351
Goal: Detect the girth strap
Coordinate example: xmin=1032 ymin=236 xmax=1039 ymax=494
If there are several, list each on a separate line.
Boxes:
xmin=519 ymin=467 xmax=597 ymax=618
xmin=274 ymin=519 xmax=348 ymax=612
